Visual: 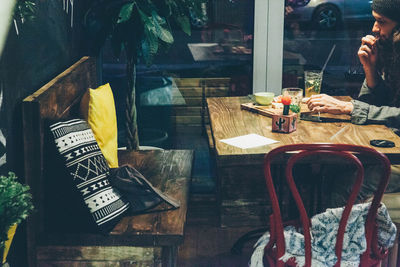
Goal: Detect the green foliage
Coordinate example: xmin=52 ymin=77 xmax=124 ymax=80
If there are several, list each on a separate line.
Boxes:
xmin=0 ymin=172 xmax=34 ymax=250
xmin=289 ymin=104 xmax=301 ymax=113
xmin=117 ymin=3 xmax=134 ymax=24
xmin=176 ymin=15 xmax=191 ymax=35
xmin=84 ymin=0 xmax=207 ymax=65
xmin=84 ymin=0 xmax=207 ymax=149
xmin=14 ymin=0 xmax=36 ymax=21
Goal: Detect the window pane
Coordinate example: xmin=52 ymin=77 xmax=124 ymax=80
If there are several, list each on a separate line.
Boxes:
xmin=102 ymin=0 xmax=255 ymax=193
xmin=283 ymin=1 xmax=373 ymax=97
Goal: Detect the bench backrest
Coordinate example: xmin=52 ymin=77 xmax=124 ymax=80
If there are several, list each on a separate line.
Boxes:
xmin=22 ymin=56 xmax=97 ymax=264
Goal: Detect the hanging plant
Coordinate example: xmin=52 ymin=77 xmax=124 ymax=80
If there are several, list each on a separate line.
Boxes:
xmin=12 ymin=0 xmax=36 ymax=35
xmin=62 ymin=0 xmax=75 ymax=28
xmin=84 ymin=0 xmax=208 ymax=150
xmin=13 ymin=0 xmax=36 ymax=21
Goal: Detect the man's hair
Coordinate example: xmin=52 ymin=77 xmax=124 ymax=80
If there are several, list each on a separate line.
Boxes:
xmin=372 ymin=0 xmax=400 ymax=23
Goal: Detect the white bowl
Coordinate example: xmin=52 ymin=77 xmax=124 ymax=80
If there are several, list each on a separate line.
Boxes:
xmin=254 ymin=92 xmax=274 ymax=105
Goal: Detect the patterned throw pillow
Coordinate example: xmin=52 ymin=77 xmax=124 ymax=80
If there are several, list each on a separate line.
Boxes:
xmin=49 ymin=118 xmax=129 ymax=232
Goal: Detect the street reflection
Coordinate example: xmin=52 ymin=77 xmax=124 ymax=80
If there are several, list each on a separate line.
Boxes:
xmin=283 ymin=17 xmax=374 ymax=98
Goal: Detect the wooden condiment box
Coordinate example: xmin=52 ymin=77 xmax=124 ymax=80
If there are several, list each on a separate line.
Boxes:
xmin=272 ymin=113 xmax=298 ymax=133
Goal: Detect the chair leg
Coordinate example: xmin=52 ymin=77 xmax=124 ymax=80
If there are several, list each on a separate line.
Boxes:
xmin=382 ymin=255 xmax=389 ymax=267
xmin=231 ymin=227 xmax=268 ymax=255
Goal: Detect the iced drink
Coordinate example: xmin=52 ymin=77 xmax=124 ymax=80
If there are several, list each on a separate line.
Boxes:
xmin=304 ymin=70 xmax=323 ymax=98
xmin=282 ymin=88 xmax=303 ymax=113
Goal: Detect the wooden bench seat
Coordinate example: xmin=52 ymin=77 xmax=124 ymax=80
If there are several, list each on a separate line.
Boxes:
xmin=22 ymin=56 xmax=193 ymax=267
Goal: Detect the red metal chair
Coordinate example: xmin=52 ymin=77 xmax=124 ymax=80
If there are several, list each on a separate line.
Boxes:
xmin=262 ymin=144 xmax=391 ymax=267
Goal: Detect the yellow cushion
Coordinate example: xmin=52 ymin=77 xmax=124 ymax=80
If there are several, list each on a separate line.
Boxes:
xmin=80 ymin=83 xmax=118 ymax=168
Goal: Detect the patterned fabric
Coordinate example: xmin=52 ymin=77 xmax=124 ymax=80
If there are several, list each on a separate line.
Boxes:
xmin=49 ymin=119 xmax=130 ymax=232
xmin=250 ymin=203 xmax=397 ymax=267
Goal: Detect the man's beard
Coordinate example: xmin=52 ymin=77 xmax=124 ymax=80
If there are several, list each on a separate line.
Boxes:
xmin=376 ymin=27 xmax=400 ymax=106
xmin=376 ymin=32 xmax=394 ymax=73
xmin=376 ymin=34 xmax=393 ymax=51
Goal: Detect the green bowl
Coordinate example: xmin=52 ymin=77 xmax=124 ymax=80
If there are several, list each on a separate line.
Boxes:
xmin=254 ymin=92 xmax=274 ymax=105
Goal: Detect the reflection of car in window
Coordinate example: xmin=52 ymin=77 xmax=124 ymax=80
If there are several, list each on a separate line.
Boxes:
xmin=289 ymin=0 xmax=374 ymax=30
xmin=286 ymin=0 xmax=311 ymax=8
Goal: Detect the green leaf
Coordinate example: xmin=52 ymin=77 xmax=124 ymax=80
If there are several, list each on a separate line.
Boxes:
xmin=142 ymin=25 xmax=159 ymax=65
xmin=152 ymin=11 xmax=166 ymax=25
xmin=145 ymin=27 xmax=159 ymax=56
xmin=137 ymin=7 xmax=149 ymax=23
xmin=158 ymin=27 xmax=174 ymax=43
xmin=117 ymin=3 xmax=134 ymax=23
xmin=141 ymin=39 xmax=153 ymax=66
xmin=151 ymin=11 xmax=174 ymax=43
xmin=289 ymin=104 xmax=301 ymax=113
xmin=175 ymin=15 xmax=191 ymax=35
xmin=152 ymin=23 xmax=174 ymax=44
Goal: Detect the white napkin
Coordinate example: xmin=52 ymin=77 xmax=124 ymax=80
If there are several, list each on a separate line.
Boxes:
xmin=220 ymin=134 xmax=278 ymax=149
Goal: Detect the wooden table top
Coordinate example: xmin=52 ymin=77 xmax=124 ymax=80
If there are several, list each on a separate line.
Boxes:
xmin=207 ymin=96 xmax=400 ymax=164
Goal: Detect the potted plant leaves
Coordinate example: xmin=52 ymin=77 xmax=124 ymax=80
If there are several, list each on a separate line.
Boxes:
xmin=84 ymin=0 xmax=207 ymax=150
xmin=0 ymin=172 xmax=34 ymax=265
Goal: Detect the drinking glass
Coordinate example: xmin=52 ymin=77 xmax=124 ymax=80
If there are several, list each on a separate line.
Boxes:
xmin=304 ymin=70 xmax=323 ymax=98
xmin=282 ymin=88 xmax=303 ymax=113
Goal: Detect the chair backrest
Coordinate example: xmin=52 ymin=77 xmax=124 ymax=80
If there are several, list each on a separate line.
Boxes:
xmin=263 ymin=144 xmax=391 ymax=267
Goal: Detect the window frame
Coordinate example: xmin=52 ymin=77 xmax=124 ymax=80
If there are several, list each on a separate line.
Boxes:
xmin=253 ymin=0 xmax=284 ymax=95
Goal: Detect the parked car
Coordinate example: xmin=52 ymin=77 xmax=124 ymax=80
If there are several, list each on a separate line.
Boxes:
xmin=290 ymin=0 xmax=374 ymax=30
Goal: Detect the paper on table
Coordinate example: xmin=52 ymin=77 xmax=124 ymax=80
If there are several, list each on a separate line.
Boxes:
xmin=220 ymin=134 xmax=279 ymax=149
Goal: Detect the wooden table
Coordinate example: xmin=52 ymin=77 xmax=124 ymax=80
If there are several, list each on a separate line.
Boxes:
xmin=207 ymin=96 xmax=400 ymax=227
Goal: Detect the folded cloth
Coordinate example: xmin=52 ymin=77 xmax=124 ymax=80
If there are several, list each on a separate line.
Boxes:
xmin=109 ymin=164 xmax=180 ymax=215
xmin=250 ymin=202 xmax=397 ymax=267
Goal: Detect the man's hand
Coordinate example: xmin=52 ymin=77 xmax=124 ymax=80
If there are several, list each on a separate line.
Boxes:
xmin=358 ymin=35 xmax=379 ymax=88
xmin=358 ymin=35 xmax=378 ymax=71
xmin=306 ymin=94 xmax=353 ymax=115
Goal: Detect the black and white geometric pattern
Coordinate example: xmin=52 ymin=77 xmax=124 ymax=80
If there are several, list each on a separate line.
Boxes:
xmin=49 ymin=119 xmax=129 ymax=230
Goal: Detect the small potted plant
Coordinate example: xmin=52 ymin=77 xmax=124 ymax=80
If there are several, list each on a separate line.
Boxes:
xmin=0 ymin=172 xmax=34 ymax=265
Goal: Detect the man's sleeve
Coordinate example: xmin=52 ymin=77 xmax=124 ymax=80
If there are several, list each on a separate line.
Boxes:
xmin=351 ymin=100 xmax=400 ymax=129
xmin=357 ymin=78 xmax=392 ymax=105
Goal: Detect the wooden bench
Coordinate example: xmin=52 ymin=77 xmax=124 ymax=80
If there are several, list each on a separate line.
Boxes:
xmin=22 ymin=56 xmax=193 ymax=267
